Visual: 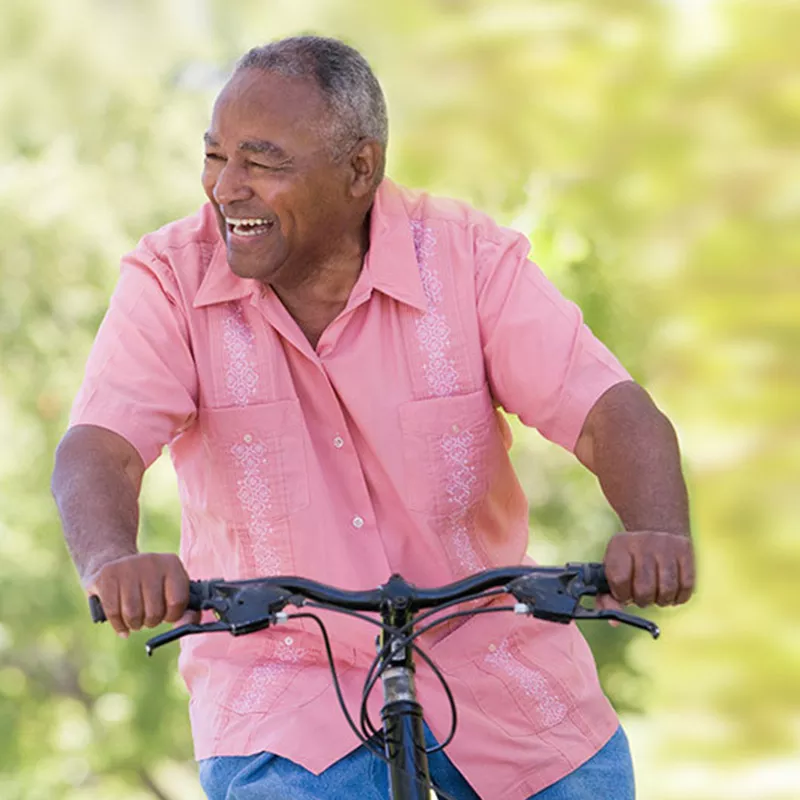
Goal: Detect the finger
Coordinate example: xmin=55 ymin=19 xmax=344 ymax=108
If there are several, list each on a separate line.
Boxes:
xmin=676 ymin=544 xmax=696 ymax=605
xmin=632 ymin=551 xmax=657 ymax=607
xmin=596 ymin=594 xmax=625 ymax=611
xmin=142 ymin=572 xmax=167 ymax=629
xmin=172 ymin=609 xmax=202 ymax=628
xmin=604 ymin=537 xmax=633 ymax=604
xmin=91 ymin=581 xmax=128 ymax=638
xmin=656 ymin=556 xmax=680 ymax=606
xmin=120 ymin=578 xmax=145 ymax=632
xmin=595 ymin=593 xmax=624 ymax=627
xmin=163 ymin=559 xmax=190 ymax=623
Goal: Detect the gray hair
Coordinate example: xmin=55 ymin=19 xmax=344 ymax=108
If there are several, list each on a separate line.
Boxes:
xmin=236 ymin=36 xmax=388 ymax=180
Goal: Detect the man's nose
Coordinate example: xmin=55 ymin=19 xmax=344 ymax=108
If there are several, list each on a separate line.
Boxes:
xmin=213 ymin=161 xmax=253 ymax=206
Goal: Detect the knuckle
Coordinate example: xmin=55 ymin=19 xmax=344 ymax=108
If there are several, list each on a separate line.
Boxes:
xmin=105 ymin=611 xmax=125 ymax=632
xmin=121 ymin=601 xmax=144 ymax=628
xmin=164 ymin=603 xmax=185 ymax=622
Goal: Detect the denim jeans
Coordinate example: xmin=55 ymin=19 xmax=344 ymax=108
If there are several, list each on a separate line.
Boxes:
xmin=199 ymin=724 xmax=635 ymax=799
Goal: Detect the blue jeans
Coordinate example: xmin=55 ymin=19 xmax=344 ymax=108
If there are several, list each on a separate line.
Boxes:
xmin=199 ymin=724 xmax=634 ymax=799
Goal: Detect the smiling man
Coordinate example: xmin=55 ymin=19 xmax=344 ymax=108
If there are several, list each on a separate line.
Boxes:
xmin=52 ymin=36 xmax=694 ymax=800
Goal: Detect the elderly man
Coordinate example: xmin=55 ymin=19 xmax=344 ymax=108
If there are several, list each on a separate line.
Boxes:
xmin=52 ymin=36 xmax=694 ymax=800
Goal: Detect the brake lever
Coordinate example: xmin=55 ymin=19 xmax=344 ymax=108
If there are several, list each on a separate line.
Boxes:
xmin=507 ymin=567 xmax=660 ymax=639
xmin=145 ymin=621 xmax=232 ymax=655
xmin=573 ymin=606 xmax=660 ymax=638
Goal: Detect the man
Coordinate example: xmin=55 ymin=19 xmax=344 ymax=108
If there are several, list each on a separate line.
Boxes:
xmin=52 ymin=36 xmax=694 ymax=800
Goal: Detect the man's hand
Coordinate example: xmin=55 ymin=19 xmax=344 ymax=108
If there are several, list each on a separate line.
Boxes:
xmin=86 ymin=553 xmax=192 ymax=638
xmin=597 ymin=531 xmax=695 ymax=617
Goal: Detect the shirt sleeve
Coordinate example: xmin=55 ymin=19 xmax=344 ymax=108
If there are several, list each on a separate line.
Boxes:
xmin=476 ymin=225 xmax=632 ymax=452
xmin=69 ymin=245 xmax=198 ymax=468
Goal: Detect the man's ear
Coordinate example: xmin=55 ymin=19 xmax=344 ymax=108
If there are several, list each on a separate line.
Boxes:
xmin=348 ymin=139 xmax=383 ymax=198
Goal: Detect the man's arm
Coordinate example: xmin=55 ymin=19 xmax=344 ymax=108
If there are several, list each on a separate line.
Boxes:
xmin=574 ymin=380 xmax=695 ymax=607
xmin=52 ymin=425 xmax=190 ymax=636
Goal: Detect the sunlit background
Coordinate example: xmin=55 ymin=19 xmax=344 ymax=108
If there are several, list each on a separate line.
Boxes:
xmin=1 ymin=1 xmax=797 ymax=798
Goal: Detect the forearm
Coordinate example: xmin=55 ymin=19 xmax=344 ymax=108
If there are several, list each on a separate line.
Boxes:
xmin=52 ymin=427 xmax=143 ymax=586
xmin=579 ymin=382 xmax=691 ymax=536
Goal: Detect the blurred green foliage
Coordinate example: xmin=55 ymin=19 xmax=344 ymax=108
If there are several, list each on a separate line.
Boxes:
xmin=0 ymin=1 xmax=797 ymax=798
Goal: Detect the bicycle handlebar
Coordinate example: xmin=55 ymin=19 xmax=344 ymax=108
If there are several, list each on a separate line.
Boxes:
xmin=89 ymin=563 xmax=607 ymax=622
xmin=89 ymin=561 xmax=659 ymax=649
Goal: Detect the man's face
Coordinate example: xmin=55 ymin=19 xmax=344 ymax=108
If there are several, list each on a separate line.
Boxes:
xmin=202 ymin=68 xmax=353 ymax=285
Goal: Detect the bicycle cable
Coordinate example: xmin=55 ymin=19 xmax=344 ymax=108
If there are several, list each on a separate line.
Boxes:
xmin=359 ymin=600 xmax=517 ymax=754
xmin=301 ymin=600 xmax=393 ymax=632
xmin=396 ymin=587 xmax=509 ymax=638
xmin=359 ymin=587 xmax=506 ymax=715
xmin=288 ymin=611 xmax=459 ymax=800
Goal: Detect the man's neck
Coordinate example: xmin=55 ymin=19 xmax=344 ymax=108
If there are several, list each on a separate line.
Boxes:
xmin=267 ymin=214 xmax=371 ymax=347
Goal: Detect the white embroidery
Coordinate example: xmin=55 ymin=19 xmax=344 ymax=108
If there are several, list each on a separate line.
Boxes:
xmin=223 ymin=304 xmax=258 ymax=406
xmin=229 ymin=640 xmax=307 ymax=713
xmin=410 ymin=221 xmax=459 ymax=397
xmin=441 ymin=429 xmax=482 ymax=574
xmin=485 ymin=638 xmax=567 ymax=727
xmin=409 ymin=220 xmax=482 ymax=574
xmin=230 ymin=439 xmax=281 ymax=575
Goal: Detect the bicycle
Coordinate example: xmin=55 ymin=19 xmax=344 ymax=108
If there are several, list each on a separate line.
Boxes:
xmin=89 ymin=563 xmax=659 ymax=800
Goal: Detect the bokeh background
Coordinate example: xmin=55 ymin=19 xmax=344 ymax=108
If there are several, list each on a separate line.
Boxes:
xmin=1 ymin=0 xmax=797 ymax=798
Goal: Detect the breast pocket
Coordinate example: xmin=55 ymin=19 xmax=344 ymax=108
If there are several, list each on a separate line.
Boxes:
xmin=198 ymin=399 xmax=310 ymax=523
xmin=398 ymin=387 xmax=502 ymax=517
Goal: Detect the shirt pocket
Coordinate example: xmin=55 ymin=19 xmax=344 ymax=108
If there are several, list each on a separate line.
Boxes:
xmin=471 ymin=630 xmax=576 ymax=737
xmin=198 ymin=399 xmax=310 ymax=523
xmin=398 ymin=387 xmax=501 ymax=516
xmin=219 ymin=631 xmax=357 ymax=717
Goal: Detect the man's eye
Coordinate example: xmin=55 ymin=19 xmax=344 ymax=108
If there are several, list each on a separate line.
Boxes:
xmin=249 ymin=161 xmax=279 ymax=171
xmin=204 ymin=152 xmax=224 ymax=161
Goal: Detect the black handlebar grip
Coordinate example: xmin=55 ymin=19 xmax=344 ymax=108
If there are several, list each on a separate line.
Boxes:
xmin=590 ymin=563 xmax=611 ymax=595
xmin=187 ymin=581 xmax=205 ymax=611
xmin=88 ymin=581 xmax=206 ymax=624
xmin=89 ymin=594 xmax=106 ymax=623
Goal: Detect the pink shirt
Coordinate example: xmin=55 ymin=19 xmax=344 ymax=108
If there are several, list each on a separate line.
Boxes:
xmin=71 ymin=179 xmax=631 ymax=799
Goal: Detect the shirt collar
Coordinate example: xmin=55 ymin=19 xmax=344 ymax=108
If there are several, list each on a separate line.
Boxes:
xmin=192 ymin=179 xmax=428 ymax=312
xmin=193 ymin=232 xmax=258 ymax=309
xmin=363 ymin=178 xmax=428 ymax=312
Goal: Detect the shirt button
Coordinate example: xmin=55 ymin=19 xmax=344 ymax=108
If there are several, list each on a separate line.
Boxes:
xmin=243 ymin=434 xmax=253 ymax=443
xmin=488 ymin=643 xmax=496 ymax=652
xmin=352 ymin=515 xmax=365 ymax=529
xmin=451 ymin=424 xmax=460 ymax=434
xmin=333 ymin=436 xmax=345 ymax=449
xmin=284 ymin=636 xmax=294 ymax=645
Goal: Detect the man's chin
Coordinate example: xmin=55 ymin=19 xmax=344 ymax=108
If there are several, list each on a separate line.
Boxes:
xmin=226 ymin=250 xmax=276 ymax=282
xmin=228 ymin=261 xmax=269 ymax=282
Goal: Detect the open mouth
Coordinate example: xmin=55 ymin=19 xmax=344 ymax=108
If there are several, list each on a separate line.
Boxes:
xmin=225 ymin=217 xmax=274 ymax=238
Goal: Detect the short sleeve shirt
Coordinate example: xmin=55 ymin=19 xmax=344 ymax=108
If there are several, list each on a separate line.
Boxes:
xmin=70 ymin=179 xmax=630 ymax=800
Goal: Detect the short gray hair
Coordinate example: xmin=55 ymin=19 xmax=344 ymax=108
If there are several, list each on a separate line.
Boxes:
xmin=236 ymin=36 xmax=388 ymax=178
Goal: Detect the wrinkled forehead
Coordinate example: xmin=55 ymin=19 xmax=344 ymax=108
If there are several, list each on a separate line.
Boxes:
xmin=209 ymin=68 xmax=334 ymax=148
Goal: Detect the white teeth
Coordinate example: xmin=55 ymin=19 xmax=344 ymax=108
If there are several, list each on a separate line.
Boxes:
xmin=226 ymin=217 xmax=270 ymax=226
xmin=234 ymin=227 xmax=265 ymax=237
